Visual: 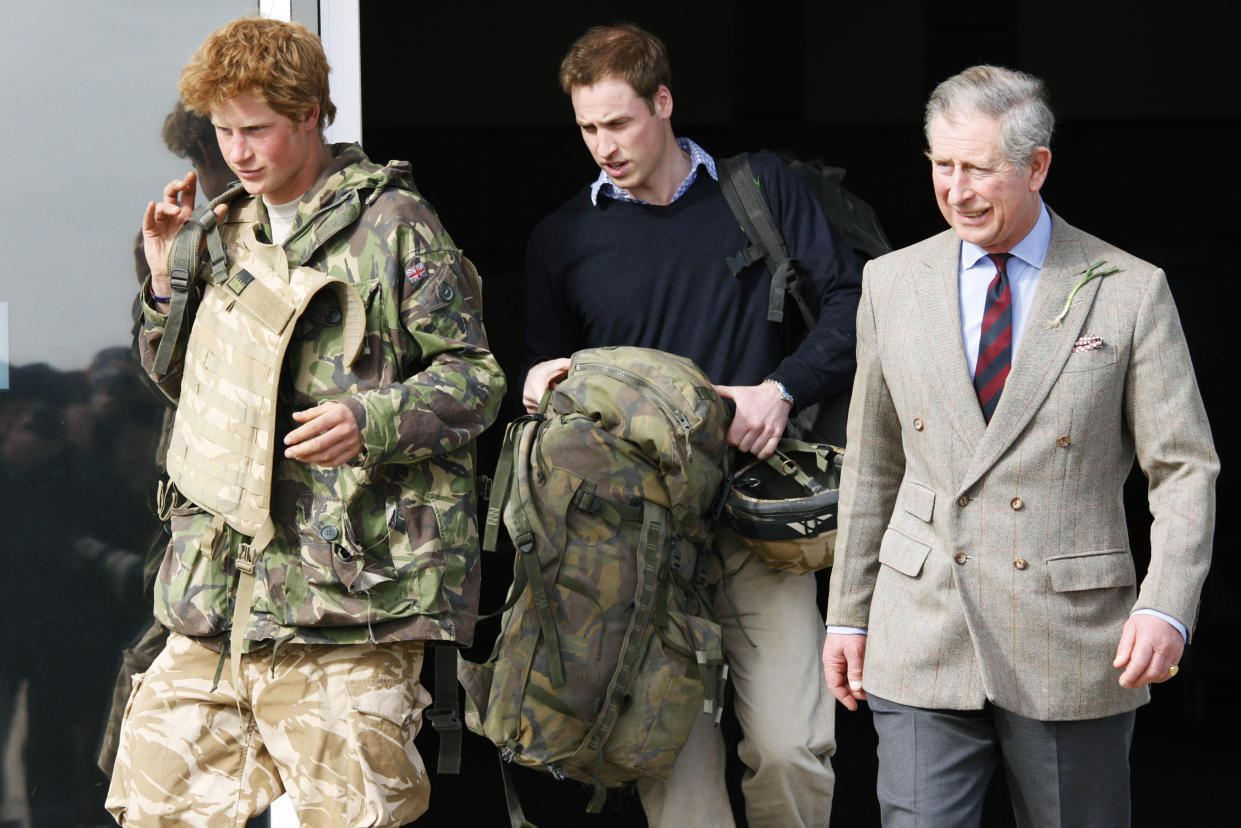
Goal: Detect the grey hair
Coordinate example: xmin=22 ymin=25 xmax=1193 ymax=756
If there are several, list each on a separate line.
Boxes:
xmin=924 ymin=65 xmax=1054 ymax=166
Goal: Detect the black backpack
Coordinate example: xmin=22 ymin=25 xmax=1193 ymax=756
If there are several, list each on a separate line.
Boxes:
xmin=719 ymin=152 xmax=891 ymax=444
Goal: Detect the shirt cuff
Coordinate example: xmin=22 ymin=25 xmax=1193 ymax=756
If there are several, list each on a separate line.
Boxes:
xmin=826 ymin=625 xmax=868 ymax=636
xmin=1131 ymin=609 xmax=1187 ymax=642
xmin=139 ymin=274 xmax=169 ymax=326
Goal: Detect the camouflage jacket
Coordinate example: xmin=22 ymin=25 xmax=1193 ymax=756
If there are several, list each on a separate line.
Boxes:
xmin=137 ymin=143 xmax=506 ymax=649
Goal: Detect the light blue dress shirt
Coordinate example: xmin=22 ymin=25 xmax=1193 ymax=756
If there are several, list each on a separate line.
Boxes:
xmin=589 ymin=137 xmax=717 ymax=206
xmin=959 ymin=204 xmax=1050 ymax=377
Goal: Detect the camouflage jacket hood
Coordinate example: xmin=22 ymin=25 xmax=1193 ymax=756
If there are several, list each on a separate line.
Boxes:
xmin=277 ymin=144 xmax=418 ymax=267
xmin=139 ymin=143 xmax=506 ymax=650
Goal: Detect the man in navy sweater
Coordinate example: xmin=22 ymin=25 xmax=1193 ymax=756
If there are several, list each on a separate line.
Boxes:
xmin=523 ymin=23 xmax=862 ymax=827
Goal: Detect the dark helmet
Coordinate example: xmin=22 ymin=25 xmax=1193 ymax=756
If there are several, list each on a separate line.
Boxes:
xmin=723 ymin=440 xmax=842 ymax=574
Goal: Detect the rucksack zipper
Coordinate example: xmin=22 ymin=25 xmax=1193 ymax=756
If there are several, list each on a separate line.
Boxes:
xmin=572 ymin=363 xmax=696 ymax=464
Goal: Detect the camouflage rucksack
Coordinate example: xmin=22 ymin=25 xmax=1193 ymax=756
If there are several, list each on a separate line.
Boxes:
xmin=458 ymin=346 xmax=733 ymax=821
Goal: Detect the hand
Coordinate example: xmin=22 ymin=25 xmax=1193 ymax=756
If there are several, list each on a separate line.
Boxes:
xmin=713 ymin=382 xmax=791 ymax=459
xmin=823 ymin=633 xmax=867 ymax=711
xmin=1113 ymin=614 xmax=1185 ymax=688
xmin=522 ymin=358 xmax=571 ymax=414
xmin=285 ymin=402 xmax=362 ymax=467
xmin=142 ymin=171 xmax=228 ymax=300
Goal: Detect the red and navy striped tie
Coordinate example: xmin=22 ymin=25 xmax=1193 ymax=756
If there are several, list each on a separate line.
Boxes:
xmin=974 ymin=253 xmax=1012 ymax=422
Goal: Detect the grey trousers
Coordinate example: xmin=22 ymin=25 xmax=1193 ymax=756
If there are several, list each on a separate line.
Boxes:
xmin=868 ymin=694 xmax=1136 ymax=828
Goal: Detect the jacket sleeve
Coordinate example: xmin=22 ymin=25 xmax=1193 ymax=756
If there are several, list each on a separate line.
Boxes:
xmin=1125 ymin=268 xmax=1218 ymax=636
xmin=825 ymin=263 xmax=905 ymax=628
xmin=341 ymin=218 xmax=506 ymax=467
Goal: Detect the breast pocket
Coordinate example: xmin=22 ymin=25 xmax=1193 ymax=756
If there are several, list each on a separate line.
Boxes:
xmin=899 ymin=480 xmax=935 ymax=523
xmin=1061 ymin=337 xmax=1119 ymax=373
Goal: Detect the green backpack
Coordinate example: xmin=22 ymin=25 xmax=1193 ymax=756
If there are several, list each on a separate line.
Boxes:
xmin=458 ymin=346 xmax=733 ymax=822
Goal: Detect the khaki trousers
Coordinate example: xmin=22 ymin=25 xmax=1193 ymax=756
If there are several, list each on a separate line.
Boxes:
xmin=105 ymin=633 xmax=431 ymax=828
xmin=639 ymin=532 xmax=836 ymax=827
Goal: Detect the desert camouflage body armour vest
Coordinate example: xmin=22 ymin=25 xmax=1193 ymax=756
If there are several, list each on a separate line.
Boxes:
xmin=166 ymin=212 xmax=367 ymax=538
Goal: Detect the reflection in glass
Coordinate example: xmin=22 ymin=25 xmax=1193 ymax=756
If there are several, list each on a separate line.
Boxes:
xmin=0 ymin=98 xmax=232 ymax=828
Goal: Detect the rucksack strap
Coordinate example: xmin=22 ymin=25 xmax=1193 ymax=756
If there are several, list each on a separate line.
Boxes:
xmin=498 ymin=754 xmax=540 ymax=828
xmin=583 ymin=501 xmax=666 ymax=760
xmin=719 ymin=154 xmax=814 ymax=328
xmin=478 ymin=416 xmax=567 ymax=686
xmin=152 ymin=183 xmax=246 ymax=375
xmin=427 ymin=645 xmax=463 ymax=774
xmin=510 ymin=421 xmax=567 ymax=688
xmin=483 ymin=417 xmax=539 ymax=553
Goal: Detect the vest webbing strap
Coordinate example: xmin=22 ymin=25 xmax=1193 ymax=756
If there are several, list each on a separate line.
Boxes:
xmin=179 ymin=359 xmax=264 ymax=425
xmin=228 ymin=516 xmax=276 ymax=700
xmin=174 ymin=400 xmax=268 ymax=466
xmin=718 ymin=154 xmax=816 ymax=329
xmin=153 ymin=183 xmax=246 ymax=375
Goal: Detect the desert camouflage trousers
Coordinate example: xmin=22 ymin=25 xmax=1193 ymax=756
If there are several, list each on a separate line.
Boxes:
xmin=105 ymin=632 xmax=432 ymax=827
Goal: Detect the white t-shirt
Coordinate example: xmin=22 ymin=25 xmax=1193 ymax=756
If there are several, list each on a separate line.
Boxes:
xmin=265 ymin=196 xmax=301 ymax=245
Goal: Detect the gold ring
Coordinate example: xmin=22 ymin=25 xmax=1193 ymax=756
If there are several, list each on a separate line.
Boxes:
xmin=1168 ymin=664 xmax=1179 ymax=678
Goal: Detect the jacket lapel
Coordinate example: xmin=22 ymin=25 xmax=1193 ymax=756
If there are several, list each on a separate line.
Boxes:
xmin=912 ymin=230 xmax=987 ymax=452
xmin=958 ymin=214 xmax=1104 ymax=494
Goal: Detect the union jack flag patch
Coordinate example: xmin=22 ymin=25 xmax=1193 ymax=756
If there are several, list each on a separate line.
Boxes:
xmin=405 ymin=260 xmax=428 ymax=285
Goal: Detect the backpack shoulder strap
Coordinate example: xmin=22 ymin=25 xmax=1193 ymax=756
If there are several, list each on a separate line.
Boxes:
xmin=718 ymin=154 xmax=809 ymax=326
xmin=152 ymin=182 xmax=247 ymax=375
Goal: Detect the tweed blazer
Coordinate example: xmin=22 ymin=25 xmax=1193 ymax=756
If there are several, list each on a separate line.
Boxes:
xmin=825 ymin=212 xmax=1218 ymax=721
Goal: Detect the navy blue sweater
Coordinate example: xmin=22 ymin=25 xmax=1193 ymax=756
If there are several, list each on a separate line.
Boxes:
xmin=523 ymin=152 xmax=862 ymax=406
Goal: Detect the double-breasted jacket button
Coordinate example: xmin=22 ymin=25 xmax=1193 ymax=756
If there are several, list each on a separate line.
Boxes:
xmin=954 ymin=552 xmax=968 ymax=565
xmin=957 ymin=494 xmax=970 ymax=507
xmin=1014 ymin=558 xmax=1028 ymax=570
xmin=912 ymin=418 xmax=924 ymax=431
xmin=1057 ymin=435 xmax=1071 ymax=447
xmin=1010 ymin=497 xmax=1024 ymax=511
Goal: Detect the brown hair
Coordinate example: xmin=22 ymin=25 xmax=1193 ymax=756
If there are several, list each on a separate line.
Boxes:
xmin=161 ymin=100 xmax=216 ymax=163
xmin=178 ymin=17 xmax=336 ymax=130
xmin=558 ymin=23 xmax=670 ymax=107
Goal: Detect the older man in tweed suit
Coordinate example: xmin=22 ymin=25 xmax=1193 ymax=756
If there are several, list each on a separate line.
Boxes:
xmin=822 ymin=65 xmax=1218 ymax=827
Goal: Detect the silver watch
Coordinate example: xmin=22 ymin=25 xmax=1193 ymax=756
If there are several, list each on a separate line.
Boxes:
xmin=762 ymin=377 xmax=794 ymax=405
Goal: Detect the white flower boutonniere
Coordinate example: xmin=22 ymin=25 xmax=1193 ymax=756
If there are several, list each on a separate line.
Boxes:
xmin=1046 ymin=259 xmax=1122 ymax=328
